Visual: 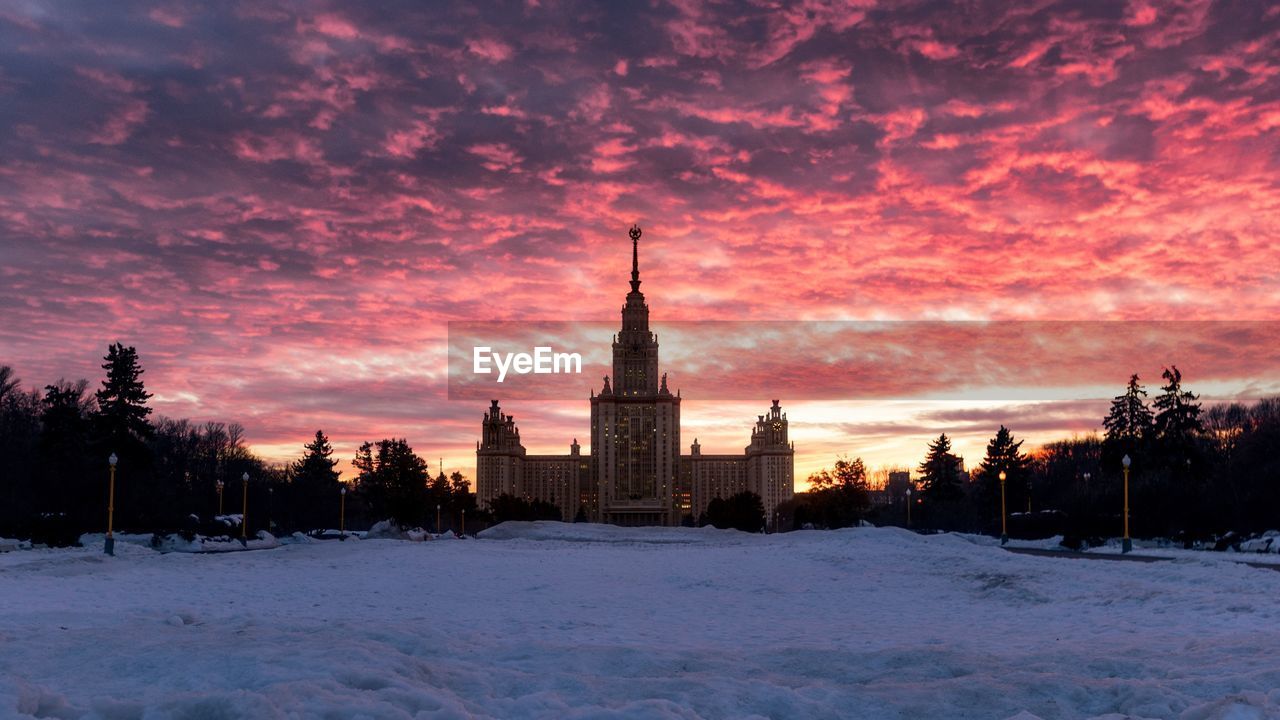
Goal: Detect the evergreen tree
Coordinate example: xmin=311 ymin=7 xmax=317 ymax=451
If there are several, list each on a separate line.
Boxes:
xmin=293 ymin=430 xmax=340 ymax=484
xmin=918 ymin=433 xmax=963 ymax=501
xmin=976 ymin=426 xmax=1032 ymax=526
xmin=93 ymin=343 xmax=153 ymax=447
xmin=290 ymin=430 xmax=341 ymax=530
xmin=1102 ymin=374 xmax=1153 ymax=469
xmin=1153 ymin=366 xmax=1203 ymax=452
xmin=977 ymin=426 xmax=1030 ymax=482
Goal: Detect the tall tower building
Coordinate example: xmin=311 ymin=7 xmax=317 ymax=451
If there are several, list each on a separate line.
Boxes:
xmin=591 ymin=225 xmax=681 ymax=525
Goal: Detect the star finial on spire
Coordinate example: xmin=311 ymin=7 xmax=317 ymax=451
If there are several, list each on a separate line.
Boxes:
xmin=628 ymin=224 xmax=642 ymax=292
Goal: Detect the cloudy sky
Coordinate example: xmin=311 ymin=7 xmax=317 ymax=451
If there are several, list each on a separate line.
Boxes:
xmin=2 ymin=0 xmax=1278 ymax=483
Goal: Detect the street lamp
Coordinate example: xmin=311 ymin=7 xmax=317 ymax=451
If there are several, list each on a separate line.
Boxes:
xmin=436 ymin=503 xmax=441 ymax=535
xmin=461 ymin=508 xmax=466 ymax=537
xmin=216 ymin=479 xmax=225 ymax=516
xmin=998 ymin=470 xmax=1008 ymax=546
xmin=905 ymin=487 xmax=912 ymax=527
xmin=105 ymin=453 xmax=118 ymax=556
xmin=240 ymin=471 xmax=249 ymax=541
xmin=267 ymin=487 xmax=274 ymax=532
xmin=1121 ymin=454 xmax=1132 ymax=553
xmin=339 ymin=485 xmax=347 ymax=541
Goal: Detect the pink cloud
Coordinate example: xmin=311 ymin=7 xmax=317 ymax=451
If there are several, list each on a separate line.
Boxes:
xmin=466 ymin=37 xmax=514 ymax=62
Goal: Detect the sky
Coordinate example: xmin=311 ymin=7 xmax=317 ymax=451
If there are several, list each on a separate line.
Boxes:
xmin=1 ymin=0 xmax=1278 ymax=486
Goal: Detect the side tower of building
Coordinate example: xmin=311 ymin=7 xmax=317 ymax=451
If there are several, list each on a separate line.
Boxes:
xmin=476 ymin=399 xmax=525 ymax=510
xmin=747 ymin=399 xmax=794 ymax=524
xmin=590 ymin=225 xmax=682 ymax=526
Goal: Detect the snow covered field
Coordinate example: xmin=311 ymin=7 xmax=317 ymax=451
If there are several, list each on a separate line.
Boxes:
xmin=2 ymin=524 xmax=1278 ymax=719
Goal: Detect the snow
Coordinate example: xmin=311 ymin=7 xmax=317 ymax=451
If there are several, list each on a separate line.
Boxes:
xmin=2 ymin=523 xmax=1279 ymax=719
xmin=78 ymin=531 xmax=282 ymax=553
xmin=1 ymin=537 xmax=32 ymax=552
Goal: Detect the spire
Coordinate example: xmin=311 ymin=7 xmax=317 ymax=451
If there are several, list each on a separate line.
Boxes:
xmin=628 ymin=224 xmax=642 ymax=293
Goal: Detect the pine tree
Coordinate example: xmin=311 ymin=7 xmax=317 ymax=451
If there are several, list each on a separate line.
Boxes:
xmin=977 ymin=426 xmax=1029 ymax=480
xmin=1153 ymin=365 xmax=1203 ymax=461
xmin=290 ymin=430 xmax=341 ymax=530
xmin=918 ymin=433 xmax=963 ymax=501
xmin=93 ymin=343 xmax=153 ymax=446
xmin=976 ymin=425 xmax=1031 ymax=519
xmin=1103 ymin=374 xmax=1153 ymax=449
xmin=293 ymin=430 xmax=339 ymax=484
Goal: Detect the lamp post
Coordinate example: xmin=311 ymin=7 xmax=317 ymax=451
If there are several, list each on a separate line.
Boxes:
xmin=461 ymin=508 xmax=466 ymax=537
xmin=105 ymin=453 xmax=118 ymax=556
xmin=267 ymin=487 xmax=274 ymax=533
xmin=999 ymin=470 xmax=1008 ymax=545
xmin=240 ymin=471 xmax=249 ymax=541
xmin=436 ymin=503 xmax=441 ymax=535
xmin=216 ymin=479 xmax=224 ymax=516
xmin=1121 ymin=454 xmax=1132 ymax=553
xmin=905 ymin=487 xmax=912 ymax=527
xmin=339 ymin=486 xmax=347 ymax=541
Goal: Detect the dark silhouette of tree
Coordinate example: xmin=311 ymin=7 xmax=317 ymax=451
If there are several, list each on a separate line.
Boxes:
xmin=35 ymin=380 xmax=94 ymax=543
xmin=294 ymin=430 xmax=339 ymax=484
xmin=449 ymin=471 xmax=470 ymax=496
xmin=489 ymin=494 xmax=562 ymax=523
xmin=704 ymin=491 xmax=765 ymax=532
xmin=1153 ymin=366 xmax=1203 ymax=457
xmin=289 ymin=430 xmax=342 ymax=531
xmin=1151 ymin=366 xmax=1207 ymax=541
xmin=0 ymin=366 xmax=19 ymax=403
xmin=918 ymin=434 xmax=963 ymax=502
xmin=1103 ymin=374 xmax=1154 ymax=471
xmin=976 ymin=425 xmax=1032 ymax=528
xmin=352 ymin=438 xmax=430 ymax=527
xmin=801 ymin=457 xmax=871 ymax=529
xmin=93 ymin=343 xmax=153 ymax=447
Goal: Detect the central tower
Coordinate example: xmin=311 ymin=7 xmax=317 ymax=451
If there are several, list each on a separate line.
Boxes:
xmin=590 ymin=225 xmax=681 ymax=525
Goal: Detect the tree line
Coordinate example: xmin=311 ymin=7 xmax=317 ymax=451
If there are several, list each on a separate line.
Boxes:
xmin=788 ymin=367 xmax=1280 ymax=545
xmin=0 ymin=346 xmax=478 ymax=545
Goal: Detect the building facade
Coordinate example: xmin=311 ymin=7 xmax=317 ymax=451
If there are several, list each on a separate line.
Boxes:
xmin=476 ymin=226 xmax=794 ymax=526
